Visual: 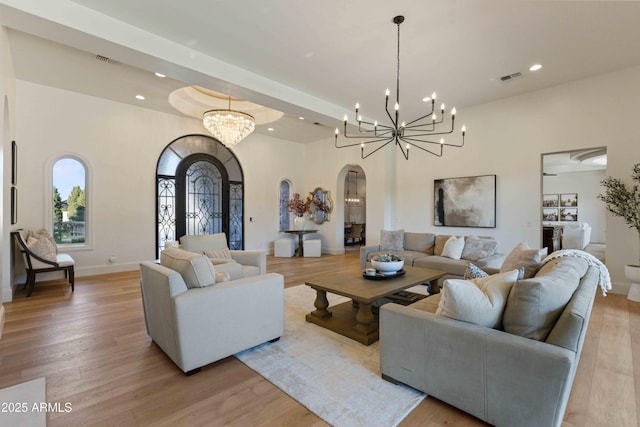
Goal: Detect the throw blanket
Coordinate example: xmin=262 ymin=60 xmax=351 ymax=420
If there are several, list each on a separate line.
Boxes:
xmin=541 ymin=249 xmax=611 ymax=296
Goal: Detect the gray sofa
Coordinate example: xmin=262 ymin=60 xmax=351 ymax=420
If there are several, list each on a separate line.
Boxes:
xmin=380 ymin=256 xmax=598 ymax=427
xmin=360 ymin=231 xmax=505 ymax=286
xmin=139 ymin=249 xmax=284 ymax=374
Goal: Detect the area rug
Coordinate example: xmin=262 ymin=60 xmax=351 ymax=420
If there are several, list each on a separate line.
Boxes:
xmin=236 ymin=285 xmax=426 ymax=427
xmin=0 ymin=377 xmax=47 ymax=427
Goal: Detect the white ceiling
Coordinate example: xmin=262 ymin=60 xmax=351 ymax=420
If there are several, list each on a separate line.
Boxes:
xmin=2 ymin=0 xmax=640 ymax=144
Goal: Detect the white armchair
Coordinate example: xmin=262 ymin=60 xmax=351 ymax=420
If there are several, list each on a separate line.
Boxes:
xmin=179 ymin=233 xmax=266 ymax=280
xmin=139 ymin=254 xmax=284 ymax=374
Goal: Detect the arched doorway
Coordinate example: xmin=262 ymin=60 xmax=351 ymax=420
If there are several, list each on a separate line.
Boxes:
xmin=156 ymin=134 xmax=244 ymax=256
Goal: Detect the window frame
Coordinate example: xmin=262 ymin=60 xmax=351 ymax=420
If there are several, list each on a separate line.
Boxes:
xmin=46 ymin=154 xmax=92 ymax=251
xmin=279 ymin=179 xmax=292 ymax=232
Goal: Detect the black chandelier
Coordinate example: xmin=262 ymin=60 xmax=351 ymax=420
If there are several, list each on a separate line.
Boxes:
xmin=335 ymin=15 xmax=466 ymax=160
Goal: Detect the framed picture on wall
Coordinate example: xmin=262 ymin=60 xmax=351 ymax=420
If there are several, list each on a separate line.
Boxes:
xmin=434 ymin=174 xmax=496 ymax=228
xmin=543 ymin=194 xmax=559 ymax=207
xmin=11 ymin=140 xmax=16 ymax=185
xmin=560 ymin=193 xmax=578 ymax=207
xmin=560 ymin=208 xmax=578 ymax=222
xmin=11 ymin=186 xmax=17 ymax=225
xmin=542 ymin=208 xmax=559 ymax=221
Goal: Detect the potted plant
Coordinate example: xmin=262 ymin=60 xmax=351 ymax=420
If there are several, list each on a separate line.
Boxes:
xmin=598 ymin=163 xmax=640 ymax=300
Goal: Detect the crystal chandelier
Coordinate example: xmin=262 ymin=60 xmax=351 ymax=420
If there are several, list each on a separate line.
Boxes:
xmin=335 ymin=16 xmax=466 ymax=160
xmin=203 ymin=96 xmax=255 ymax=148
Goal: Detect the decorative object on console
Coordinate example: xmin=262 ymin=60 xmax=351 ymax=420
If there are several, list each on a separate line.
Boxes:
xmin=598 ymin=163 xmax=640 ymax=300
xmin=202 ymin=95 xmax=255 ymax=148
xmin=334 ymin=16 xmax=465 ymax=160
xmin=434 ymin=174 xmax=496 ymax=227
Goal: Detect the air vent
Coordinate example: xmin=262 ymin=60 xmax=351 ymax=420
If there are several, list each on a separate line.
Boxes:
xmin=499 ymin=72 xmax=523 ymax=83
xmin=95 ymin=54 xmax=119 ymax=64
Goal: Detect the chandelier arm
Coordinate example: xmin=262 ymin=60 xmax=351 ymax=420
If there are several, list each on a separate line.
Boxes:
xmin=401 ymin=138 xmax=444 ymax=157
xmin=403 ymin=106 xmax=436 ymax=127
xmin=403 ymin=129 xmax=454 ymax=138
xmin=404 ymin=118 xmax=454 ymax=134
xmin=400 ymin=136 xmax=444 ymax=145
xmin=336 ymin=135 xmax=395 ymax=148
xmin=361 ymin=139 xmax=396 ymax=159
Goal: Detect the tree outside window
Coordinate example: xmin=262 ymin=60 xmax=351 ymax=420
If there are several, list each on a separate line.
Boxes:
xmin=52 ymin=158 xmax=86 ymax=244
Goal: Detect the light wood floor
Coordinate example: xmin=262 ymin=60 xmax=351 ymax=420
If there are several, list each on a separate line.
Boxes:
xmin=0 ymin=251 xmax=637 ymax=426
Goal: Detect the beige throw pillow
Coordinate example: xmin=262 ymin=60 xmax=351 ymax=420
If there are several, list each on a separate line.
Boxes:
xmin=380 ymin=229 xmax=404 ymax=251
xmin=436 ymin=270 xmax=520 ymax=329
xmin=441 ymin=236 xmax=465 ymax=260
xmin=26 ymin=235 xmax=57 ymax=262
xmin=461 ymin=235 xmax=498 ymax=261
xmin=500 ymin=242 xmax=547 ymax=279
xmin=160 ymin=248 xmax=216 ymax=288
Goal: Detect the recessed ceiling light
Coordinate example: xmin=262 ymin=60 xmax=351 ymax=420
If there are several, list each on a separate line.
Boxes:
xmin=155 ymin=72 xmax=166 ymax=78
xmin=529 ymin=64 xmax=542 ymax=72
xmin=135 ymin=95 xmax=145 ymax=100
xmin=422 ymin=97 xmax=431 ymax=102
xmin=267 ymin=127 xmax=274 ymax=132
xmin=298 ymin=116 xmax=304 ymax=120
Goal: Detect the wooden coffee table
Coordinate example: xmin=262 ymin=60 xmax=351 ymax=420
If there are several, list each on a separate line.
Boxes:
xmin=305 ymin=266 xmax=445 ymax=345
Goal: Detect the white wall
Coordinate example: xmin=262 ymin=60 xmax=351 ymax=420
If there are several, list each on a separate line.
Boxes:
xmin=0 ymin=25 xmax=16 ymax=317
xmin=543 ymin=170 xmax=607 ymax=243
xmin=12 ymin=81 xmax=305 ymax=291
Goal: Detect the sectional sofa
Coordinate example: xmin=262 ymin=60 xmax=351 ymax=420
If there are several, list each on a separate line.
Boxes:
xmin=360 ymin=231 xmax=505 ymax=286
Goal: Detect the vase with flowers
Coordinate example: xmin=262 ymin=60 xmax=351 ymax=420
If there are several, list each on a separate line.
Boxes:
xmin=287 ymin=193 xmax=312 ymax=230
xmin=598 ymin=163 xmax=640 ymax=300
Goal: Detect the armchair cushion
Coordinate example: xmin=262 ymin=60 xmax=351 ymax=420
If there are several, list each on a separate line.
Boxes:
xmin=436 ymin=270 xmax=519 ymax=329
xmin=160 ymin=248 xmax=216 ymax=289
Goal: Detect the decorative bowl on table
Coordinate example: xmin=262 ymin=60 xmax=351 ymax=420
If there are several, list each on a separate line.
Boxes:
xmin=371 ymin=253 xmax=404 ymax=275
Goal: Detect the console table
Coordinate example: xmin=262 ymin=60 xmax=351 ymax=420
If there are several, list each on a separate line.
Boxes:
xmin=283 ymin=229 xmax=318 ymax=257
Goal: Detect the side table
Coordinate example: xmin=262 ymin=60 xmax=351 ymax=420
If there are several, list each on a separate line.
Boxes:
xmin=283 ymin=230 xmax=318 ymax=257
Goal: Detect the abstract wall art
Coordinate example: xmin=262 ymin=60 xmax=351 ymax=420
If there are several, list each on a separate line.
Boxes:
xmin=434 ymin=174 xmax=496 ymax=228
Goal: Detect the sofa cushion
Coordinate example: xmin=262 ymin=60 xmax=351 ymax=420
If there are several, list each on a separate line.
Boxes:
xmin=413 ymin=255 xmax=470 ymax=277
xmin=366 ymin=250 xmax=429 ymax=267
xmin=461 ymin=235 xmax=498 ymax=261
xmin=409 ymin=293 xmax=442 ymax=314
xmin=160 ymin=248 xmax=216 ymax=288
xmin=380 ymin=229 xmax=404 ymax=251
xmin=441 ymin=236 xmax=465 ymax=260
xmin=436 ymin=270 xmax=519 ymax=329
xmin=501 ymin=242 xmax=547 ymax=279
xmin=179 ymin=233 xmax=228 ymax=253
xmin=434 ymin=235 xmax=452 ymax=256
xmin=503 ymin=260 xmax=581 ymax=341
xmin=403 ymin=232 xmax=435 ymax=254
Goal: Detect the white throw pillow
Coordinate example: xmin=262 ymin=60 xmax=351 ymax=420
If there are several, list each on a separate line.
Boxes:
xmin=160 ymin=248 xmax=216 ymax=288
xmin=441 ymin=236 xmax=465 ymax=260
xmin=436 ymin=270 xmax=520 ymax=329
xmin=500 ymin=242 xmax=547 ymax=279
xmin=26 ymin=235 xmax=57 ymax=262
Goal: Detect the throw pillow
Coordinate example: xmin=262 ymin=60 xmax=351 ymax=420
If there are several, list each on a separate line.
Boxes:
xmin=203 ymin=248 xmax=233 ymax=259
xmin=500 ymin=242 xmax=547 ymax=279
xmin=434 ymin=235 xmax=452 ymax=256
xmin=215 ymin=271 xmax=231 ymax=282
xmin=26 ymin=235 xmax=57 ymax=263
xmin=503 ymin=267 xmax=581 ymax=341
xmin=461 ymin=235 xmax=498 ymax=261
xmin=160 ymin=248 xmax=216 ymax=289
xmin=464 ymin=263 xmax=489 ymax=280
xmin=441 ymin=236 xmax=465 ymax=260
xmin=403 ymin=232 xmax=435 ymax=254
xmin=32 ymin=229 xmax=58 ymax=254
xmin=380 ymin=229 xmax=404 ymax=251
xmin=436 ymin=270 xmax=520 ymax=329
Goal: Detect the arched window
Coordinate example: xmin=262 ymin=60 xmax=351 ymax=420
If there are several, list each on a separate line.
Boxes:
xmin=52 ymin=157 xmax=87 ymax=245
xmin=279 ymin=180 xmax=291 ymax=231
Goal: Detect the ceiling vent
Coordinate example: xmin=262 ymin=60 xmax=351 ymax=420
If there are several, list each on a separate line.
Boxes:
xmin=499 ymin=72 xmax=523 ymax=83
xmin=95 ymin=54 xmax=119 ymax=65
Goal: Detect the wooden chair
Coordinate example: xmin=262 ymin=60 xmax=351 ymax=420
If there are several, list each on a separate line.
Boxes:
xmin=344 ymin=223 xmax=364 ymax=246
xmin=11 ymin=230 xmax=75 ymax=297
